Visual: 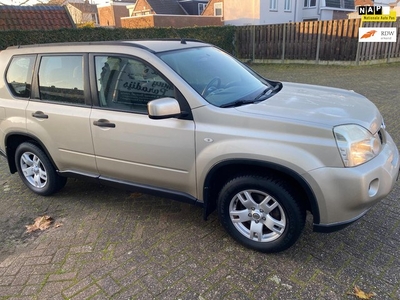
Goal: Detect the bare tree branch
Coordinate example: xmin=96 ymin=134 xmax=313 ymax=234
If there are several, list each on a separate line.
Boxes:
xmin=18 ymin=0 xmax=31 ymax=5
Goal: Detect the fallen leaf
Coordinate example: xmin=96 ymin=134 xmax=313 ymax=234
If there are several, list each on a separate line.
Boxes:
xmin=54 ymin=222 xmax=63 ymax=228
xmin=25 ymin=215 xmax=54 ymax=233
xmin=347 ymin=285 xmax=376 ymax=299
xmin=129 ymin=192 xmax=142 ymax=199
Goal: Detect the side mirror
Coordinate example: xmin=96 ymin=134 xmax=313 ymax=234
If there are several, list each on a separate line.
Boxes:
xmin=148 ymin=98 xmax=181 ymax=120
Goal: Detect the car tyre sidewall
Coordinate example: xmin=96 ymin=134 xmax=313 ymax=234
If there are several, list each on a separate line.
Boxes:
xmin=15 ymin=142 xmax=65 ymax=196
xmin=218 ymin=175 xmax=306 ymax=253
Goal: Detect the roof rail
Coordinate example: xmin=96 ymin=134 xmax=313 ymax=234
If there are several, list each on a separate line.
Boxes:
xmin=6 ymin=39 xmax=207 ymax=53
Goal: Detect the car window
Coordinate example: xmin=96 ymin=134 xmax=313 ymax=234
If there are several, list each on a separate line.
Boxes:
xmin=95 ymin=56 xmax=175 ymax=113
xmin=6 ymin=55 xmax=35 ymax=98
xmin=38 ymin=55 xmax=85 ymax=105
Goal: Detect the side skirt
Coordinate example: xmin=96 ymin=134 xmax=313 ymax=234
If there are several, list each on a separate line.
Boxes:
xmin=59 ymin=171 xmax=203 ymax=207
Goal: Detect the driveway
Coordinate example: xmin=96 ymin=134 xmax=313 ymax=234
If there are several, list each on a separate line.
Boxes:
xmin=0 ymin=62 xmax=399 ymax=299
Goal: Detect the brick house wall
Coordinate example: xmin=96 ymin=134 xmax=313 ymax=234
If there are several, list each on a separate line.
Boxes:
xmin=98 ymin=6 xmax=115 ymax=26
xmin=202 ymin=0 xmax=223 ymax=16
xmin=132 ymin=0 xmax=153 ymax=15
xmin=98 ymin=3 xmax=130 ymax=27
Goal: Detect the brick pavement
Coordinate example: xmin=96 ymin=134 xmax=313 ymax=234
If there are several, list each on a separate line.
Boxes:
xmin=0 ymin=62 xmax=399 ymax=299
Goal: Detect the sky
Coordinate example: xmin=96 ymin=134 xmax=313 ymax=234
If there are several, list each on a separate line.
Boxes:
xmin=0 ymin=0 xmax=108 ymax=5
xmin=0 ymin=0 xmax=396 ymax=7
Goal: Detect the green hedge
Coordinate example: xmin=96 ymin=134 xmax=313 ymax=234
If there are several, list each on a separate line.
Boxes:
xmin=0 ymin=26 xmax=236 ymax=54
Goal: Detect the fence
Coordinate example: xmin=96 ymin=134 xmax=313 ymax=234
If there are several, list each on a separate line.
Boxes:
xmin=235 ymin=17 xmax=400 ymax=64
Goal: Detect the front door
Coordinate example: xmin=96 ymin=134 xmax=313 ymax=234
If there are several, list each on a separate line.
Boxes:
xmin=90 ymin=55 xmax=196 ymax=196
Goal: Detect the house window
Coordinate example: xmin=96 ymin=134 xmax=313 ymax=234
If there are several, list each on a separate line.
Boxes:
xmin=214 ymin=2 xmax=223 ymax=16
xmin=304 ymin=0 xmax=316 ymax=8
xmin=270 ymin=0 xmax=277 ymax=10
xmin=325 ymin=0 xmax=354 ymax=9
xmin=284 ymin=0 xmax=291 ymax=11
xmin=198 ymin=3 xmax=207 ymax=15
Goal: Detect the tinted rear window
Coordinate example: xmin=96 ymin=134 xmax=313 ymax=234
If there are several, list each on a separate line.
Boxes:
xmin=6 ymin=55 xmax=35 ymax=98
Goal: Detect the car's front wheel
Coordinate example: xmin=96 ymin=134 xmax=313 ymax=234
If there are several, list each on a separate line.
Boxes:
xmin=15 ymin=142 xmax=67 ymax=196
xmin=218 ymin=175 xmax=306 ymax=253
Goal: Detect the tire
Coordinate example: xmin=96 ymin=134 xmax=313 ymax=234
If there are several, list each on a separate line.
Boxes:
xmin=217 ymin=175 xmax=306 ymax=253
xmin=15 ymin=142 xmax=67 ymax=196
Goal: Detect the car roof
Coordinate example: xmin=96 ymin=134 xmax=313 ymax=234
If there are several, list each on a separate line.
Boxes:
xmin=5 ymin=39 xmax=210 ymax=54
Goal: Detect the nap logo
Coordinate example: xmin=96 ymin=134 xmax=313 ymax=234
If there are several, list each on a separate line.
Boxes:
xmin=358 ymin=5 xmax=396 ymax=21
xmin=358 ymin=6 xmax=383 ymax=15
xmin=359 ymin=28 xmax=397 ymax=42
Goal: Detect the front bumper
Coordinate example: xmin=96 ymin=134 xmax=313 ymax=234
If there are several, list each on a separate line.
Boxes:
xmin=305 ymin=132 xmax=399 ymax=231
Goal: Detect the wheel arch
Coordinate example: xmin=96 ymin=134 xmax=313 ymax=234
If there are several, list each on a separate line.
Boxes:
xmin=202 ymin=159 xmax=320 ymax=224
xmin=5 ymin=132 xmax=59 ymax=174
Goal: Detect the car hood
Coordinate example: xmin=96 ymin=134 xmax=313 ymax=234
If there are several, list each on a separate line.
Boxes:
xmin=235 ymin=82 xmax=382 ymax=133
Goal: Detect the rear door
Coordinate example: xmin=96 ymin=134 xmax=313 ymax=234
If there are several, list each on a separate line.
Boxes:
xmin=1 ymin=55 xmax=35 ymax=151
xmin=26 ymin=54 xmax=97 ymax=175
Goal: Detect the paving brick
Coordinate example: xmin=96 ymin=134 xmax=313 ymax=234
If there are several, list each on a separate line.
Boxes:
xmin=48 ymin=271 xmax=77 ymax=282
xmin=35 ymin=281 xmax=71 ymax=299
xmin=97 ymin=275 xmax=121 ymax=297
xmin=62 ymin=276 xmax=94 ymax=298
xmin=0 ymin=285 xmax=23 ymax=296
xmin=3 ymin=259 xmax=24 ymax=276
xmin=0 ymin=256 xmax=16 ymax=268
xmin=70 ymin=283 xmax=100 ymax=299
xmin=20 ymin=284 xmax=42 ymax=296
xmin=23 ymin=255 xmax=53 ymax=265
xmin=11 ymin=274 xmax=29 ymax=286
xmin=19 ymin=249 xmax=45 ymax=258
xmin=0 ymin=276 xmax=15 ymax=286
xmin=26 ymin=274 xmax=46 ymax=285
xmin=51 ymin=247 xmax=69 ymax=264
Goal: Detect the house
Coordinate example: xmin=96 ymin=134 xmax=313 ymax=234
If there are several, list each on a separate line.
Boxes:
xmin=121 ymin=0 xmax=222 ymax=28
xmin=66 ymin=1 xmax=99 ymax=25
xmin=218 ymin=0 xmax=355 ymax=26
xmin=97 ymin=0 xmax=136 ymax=27
xmin=202 ymin=0 xmax=223 ymax=18
xmin=128 ymin=0 xmax=187 ymax=16
xmin=0 ymin=5 xmax=75 ymax=31
xmin=178 ymin=0 xmax=209 ymax=15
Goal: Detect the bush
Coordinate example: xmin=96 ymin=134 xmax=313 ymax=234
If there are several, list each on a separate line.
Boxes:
xmin=0 ymin=26 xmax=236 ymax=54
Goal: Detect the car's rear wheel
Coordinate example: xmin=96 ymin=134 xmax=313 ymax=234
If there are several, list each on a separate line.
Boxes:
xmin=218 ymin=175 xmax=305 ymax=253
xmin=15 ymin=142 xmax=67 ymax=196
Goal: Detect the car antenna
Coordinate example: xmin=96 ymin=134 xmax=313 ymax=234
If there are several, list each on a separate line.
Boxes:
xmin=171 ymin=27 xmax=186 ymax=44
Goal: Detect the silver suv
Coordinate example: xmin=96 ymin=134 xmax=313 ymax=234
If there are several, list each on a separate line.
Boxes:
xmin=0 ymin=40 xmax=399 ymax=253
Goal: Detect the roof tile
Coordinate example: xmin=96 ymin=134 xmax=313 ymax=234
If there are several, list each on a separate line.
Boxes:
xmin=0 ymin=5 xmax=75 ymax=31
xmin=146 ymin=0 xmax=187 ymax=15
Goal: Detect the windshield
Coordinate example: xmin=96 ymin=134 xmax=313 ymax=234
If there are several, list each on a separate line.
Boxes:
xmin=158 ymin=46 xmax=274 ymax=107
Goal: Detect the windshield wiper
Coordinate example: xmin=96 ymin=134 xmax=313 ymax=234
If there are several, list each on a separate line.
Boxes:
xmin=254 ymin=87 xmax=273 ymax=101
xmin=254 ymin=82 xmax=282 ymax=101
xmin=220 ymin=83 xmax=282 ymax=108
xmin=219 ymin=99 xmax=258 ymax=108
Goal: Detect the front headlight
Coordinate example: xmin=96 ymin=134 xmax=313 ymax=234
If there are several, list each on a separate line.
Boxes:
xmin=334 ymin=124 xmax=382 ymax=167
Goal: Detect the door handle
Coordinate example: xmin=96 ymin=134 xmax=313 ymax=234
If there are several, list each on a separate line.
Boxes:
xmin=93 ymin=119 xmax=116 ymax=128
xmin=32 ymin=111 xmax=48 ymax=119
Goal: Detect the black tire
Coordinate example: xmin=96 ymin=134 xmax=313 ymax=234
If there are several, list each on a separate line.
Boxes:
xmin=217 ymin=175 xmax=306 ymax=253
xmin=15 ymin=142 xmax=67 ymax=196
